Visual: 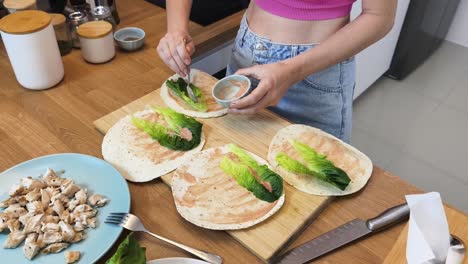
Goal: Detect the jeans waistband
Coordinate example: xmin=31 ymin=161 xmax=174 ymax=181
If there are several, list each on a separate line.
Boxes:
xmin=237 ymin=14 xmax=319 ymax=59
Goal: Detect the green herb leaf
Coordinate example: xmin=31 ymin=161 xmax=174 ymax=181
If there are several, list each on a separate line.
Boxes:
xmin=219 ymin=144 xmax=283 ymax=202
xmin=106 ymin=233 xmax=146 ymax=264
xmin=275 ymin=140 xmax=351 ymax=191
xmin=131 ymin=107 xmax=202 ymax=151
xmin=166 ymin=78 xmax=208 ymax=112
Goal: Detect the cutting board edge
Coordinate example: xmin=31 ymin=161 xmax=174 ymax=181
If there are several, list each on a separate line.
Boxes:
xmin=258 ymin=195 xmax=334 ymax=263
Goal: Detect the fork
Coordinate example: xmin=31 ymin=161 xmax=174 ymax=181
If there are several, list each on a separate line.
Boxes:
xmin=105 ymin=213 xmax=222 ymax=264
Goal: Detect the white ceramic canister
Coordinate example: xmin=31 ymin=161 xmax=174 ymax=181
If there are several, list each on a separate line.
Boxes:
xmin=0 ymin=10 xmax=64 ymax=90
xmin=77 ymin=20 xmax=115 ymax=63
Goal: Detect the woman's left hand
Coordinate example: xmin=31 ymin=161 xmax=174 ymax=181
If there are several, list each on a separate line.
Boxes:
xmin=228 ymin=61 xmax=297 ymax=114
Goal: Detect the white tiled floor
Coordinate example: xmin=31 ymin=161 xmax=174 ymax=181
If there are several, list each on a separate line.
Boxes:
xmin=352 ymin=41 xmax=468 ymax=213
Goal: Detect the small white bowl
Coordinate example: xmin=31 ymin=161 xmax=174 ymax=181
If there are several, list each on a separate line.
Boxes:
xmin=212 ymin=75 xmax=251 ymax=108
xmin=113 ymin=27 xmax=145 ymax=51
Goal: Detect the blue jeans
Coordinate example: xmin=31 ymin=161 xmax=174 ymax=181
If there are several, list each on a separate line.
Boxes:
xmin=227 ymin=15 xmax=356 ymax=142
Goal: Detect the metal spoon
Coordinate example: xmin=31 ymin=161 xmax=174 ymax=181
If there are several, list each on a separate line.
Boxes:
xmin=186 ymin=67 xmax=198 ymax=103
xmin=183 ymin=37 xmax=198 ymax=103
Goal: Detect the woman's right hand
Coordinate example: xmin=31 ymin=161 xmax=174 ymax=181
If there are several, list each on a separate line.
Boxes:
xmin=157 ymin=31 xmax=195 ymax=77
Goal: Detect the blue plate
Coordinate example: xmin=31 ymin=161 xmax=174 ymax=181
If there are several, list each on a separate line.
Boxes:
xmin=0 ymin=153 xmax=131 ymax=264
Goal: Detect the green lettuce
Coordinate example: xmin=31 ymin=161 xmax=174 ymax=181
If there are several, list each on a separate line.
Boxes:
xmin=166 ymin=78 xmax=208 ymax=112
xmin=276 ymin=140 xmax=351 ymax=191
xmin=106 ymin=233 xmax=146 ymax=264
xmin=219 ymin=144 xmax=283 ymax=203
xmin=131 ymin=107 xmax=202 ymax=151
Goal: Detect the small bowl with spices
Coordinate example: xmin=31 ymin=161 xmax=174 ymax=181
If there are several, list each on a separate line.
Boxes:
xmin=212 ymin=74 xmax=251 ymax=108
xmin=113 ymin=27 xmax=145 ymax=51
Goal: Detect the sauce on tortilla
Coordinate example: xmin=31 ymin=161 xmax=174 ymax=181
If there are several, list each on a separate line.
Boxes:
xmin=174 ymin=149 xmax=279 ymax=225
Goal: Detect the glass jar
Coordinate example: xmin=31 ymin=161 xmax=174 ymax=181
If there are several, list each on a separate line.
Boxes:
xmin=91 ymin=6 xmax=116 ymax=31
xmin=3 ymin=0 xmax=37 ymax=13
xmin=95 ymin=0 xmax=119 ymax=25
xmin=50 ymin=13 xmax=72 ymax=56
xmin=68 ymin=10 xmax=88 ymax=48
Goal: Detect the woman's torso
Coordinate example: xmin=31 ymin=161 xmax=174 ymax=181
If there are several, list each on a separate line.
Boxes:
xmin=246 ymin=1 xmax=351 ymax=44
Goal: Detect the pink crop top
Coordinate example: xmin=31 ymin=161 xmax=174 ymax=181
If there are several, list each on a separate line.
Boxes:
xmin=254 ymin=0 xmax=356 ymax=21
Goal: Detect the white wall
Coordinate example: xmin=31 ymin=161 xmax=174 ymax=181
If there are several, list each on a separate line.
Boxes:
xmin=446 ymin=0 xmax=468 ymax=47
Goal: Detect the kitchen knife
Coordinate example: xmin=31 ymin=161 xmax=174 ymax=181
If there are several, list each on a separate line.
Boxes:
xmin=277 ymin=203 xmax=410 ymax=264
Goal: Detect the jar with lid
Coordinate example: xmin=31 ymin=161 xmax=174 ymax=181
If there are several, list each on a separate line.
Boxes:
xmin=68 ymin=10 xmax=88 ymax=48
xmin=50 ymin=13 xmax=72 ymax=56
xmin=0 ymin=10 xmax=64 ymax=89
xmin=77 ymin=20 xmax=115 ymax=63
xmin=91 ymin=6 xmax=115 ymax=30
xmin=3 ymin=0 xmax=36 ymax=13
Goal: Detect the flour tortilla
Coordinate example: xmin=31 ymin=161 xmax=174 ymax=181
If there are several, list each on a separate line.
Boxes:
xmin=160 ymin=69 xmax=228 ymax=118
xmin=268 ymin=125 xmax=373 ymax=196
xmin=102 ymin=109 xmax=205 ymax=182
xmin=171 ymin=145 xmax=285 ymax=230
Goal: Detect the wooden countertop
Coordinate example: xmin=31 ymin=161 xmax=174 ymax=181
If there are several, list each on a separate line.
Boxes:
xmin=0 ymin=1 xmax=464 ymax=263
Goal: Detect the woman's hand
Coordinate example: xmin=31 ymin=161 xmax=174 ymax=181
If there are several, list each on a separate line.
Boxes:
xmin=229 ymin=61 xmax=297 ymax=114
xmin=157 ymin=31 xmax=195 ymax=77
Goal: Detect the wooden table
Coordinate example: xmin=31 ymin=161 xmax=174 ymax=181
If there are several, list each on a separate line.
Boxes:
xmin=0 ymin=1 xmax=462 ymax=263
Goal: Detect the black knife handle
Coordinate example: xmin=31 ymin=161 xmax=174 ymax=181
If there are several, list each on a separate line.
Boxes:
xmin=366 ymin=203 xmax=410 ymax=231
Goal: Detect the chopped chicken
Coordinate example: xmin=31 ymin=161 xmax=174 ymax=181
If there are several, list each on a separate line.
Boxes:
xmin=61 ymin=179 xmax=81 ymax=197
xmin=60 ymin=209 xmax=73 ymax=224
xmin=59 ymin=221 xmax=76 ymax=242
xmin=4 ymin=231 xmax=26 ymax=248
xmin=23 ymin=213 xmax=44 ymax=234
xmin=41 ymin=222 xmax=60 ymax=232
xmin=64 ymin=251 xmax=81 ymax=263
xmin=4 ymin=204 xmax=27 ymax=218
xmin=26 ymin=200 xmax=44 ymax=214
xmin=9 ymin=184 xmax=24 ymax=196
xmin=87 ymin=217 xmax=97 ymax=228
xmin=7 ymin=218 xmax=21 ymax=232
xmin=18 ymin=212 xmax=33 ymax=226
xmin=25 ymin=188 xmax=41 ymax=202
xmin=41 ymin=242 xmax=69 ymax=254
xmin=74 ymin=189 xmax=87 ymax=205
xmin=74 ymin=204 xmax=94 ymax=213
xmin=52 ymin=199 xmax=65 ymax=216
xmin=21 ymin=177 xmax=46 ymax=190
xmin=74 ymin=221 xmax=85 ymax=232
xmin=42 ymin=230 xmax=63 ymax=244
xmin=0 ymin=168 xmax=109 ymax=260
xmin=43 ymin=168 xmax=64 ymax=187
xmin=40 ymin=188 xmax=51 ymax=208
xmin=43 ymin=215 xmax=60 ymax=224
xmin=0 ymin=212 xmax=10 ymax=232
xmin=23 ymin=233 xmax=40 ymax=260
xmin=0 ymin=195 xmax=28 ymax=208
xmin=88 ymin=194 xmax=109 ymax=207
xmin=36 ymin=232 xmax=45 ymax=248
xmin=69 ymin=231 xmax=85 ymax=243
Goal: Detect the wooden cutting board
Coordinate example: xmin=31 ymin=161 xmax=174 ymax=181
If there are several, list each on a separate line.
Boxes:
xmin=384 ymin=206 xmax=468 ymax=263
xmin=94 ymin=89 xmax=333 ymax=263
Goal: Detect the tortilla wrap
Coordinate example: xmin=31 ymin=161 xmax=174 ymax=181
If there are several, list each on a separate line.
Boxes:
xmin=172 ymin=145 xmax=285 ymax=230
xmin=102 ymin=109 xmax=205 ymax=182
xmin=267 ymin=124 xmax=372 ymax=196
xmin=160 ymin=69 xmax=228 ymax=118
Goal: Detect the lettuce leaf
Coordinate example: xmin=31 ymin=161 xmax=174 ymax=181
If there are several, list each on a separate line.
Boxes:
xmin=106 ymin=233 xmax=146 ymax=264
xmin=166 ymin=78 xmax=208 ymax=112
xmin=219 ymin=144 xmax=283 ymax=202
xmin=131 ymin=107 xmax=202 ymax=151
xmin=275 ymin=140 xmax=351 ymax=191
